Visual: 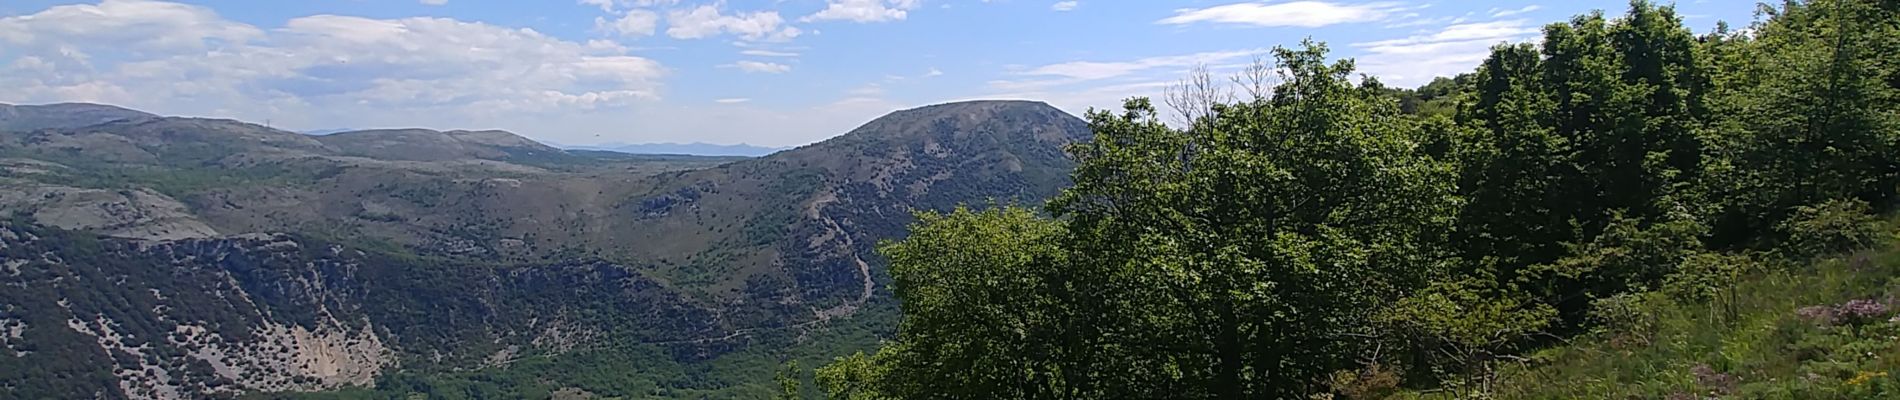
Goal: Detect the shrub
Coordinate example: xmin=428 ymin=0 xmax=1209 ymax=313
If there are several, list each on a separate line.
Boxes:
xmin=1662 ymin=252 xmax=1755 ymax=302
xmin=1588 ymin=292 xmax=1658 ymax=347
xmin=1326 ymin=363 xmax=1401 ymax=400
xmin=1779 ymin=199 xmax=1882 ymax=260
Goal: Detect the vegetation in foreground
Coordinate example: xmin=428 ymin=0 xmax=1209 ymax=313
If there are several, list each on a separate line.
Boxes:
xmin=793 ymin=0 xmax=1900 ymax=398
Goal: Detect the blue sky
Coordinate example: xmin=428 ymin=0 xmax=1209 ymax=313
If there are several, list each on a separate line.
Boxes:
xmin=0 ymin=0 xmax=1755 ymax=147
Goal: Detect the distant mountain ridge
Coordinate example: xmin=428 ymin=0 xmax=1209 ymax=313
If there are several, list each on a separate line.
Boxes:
xmin=0 ymin=102 xmax=157 ymax=132
xmin=569 ymin=141 xmax=788 ymax=157
xmin=316 ymin=128 xmax=567 ymax=162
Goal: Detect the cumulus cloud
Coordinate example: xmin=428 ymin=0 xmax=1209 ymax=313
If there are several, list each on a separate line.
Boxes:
xmin=1017 ymin=49 xmax=1261 ymax=81
xmin=0 ymin=0 xmax=666 ymax=131
xmin=1052 ymin=1 xmax=1078 ymax=12
xmin=0 ymin=0 xmax=264 ymax=56
xmin=740 ymin=49 xmax=800 ymax=57
xmin=1159 ymin=1 xmax=1405 ymax=27
xmin=421 ymin=0 xmax=447 ymax=5
xmin=1354 ymin=20 xmax=1539 ymax=86
xmin=596 ymin=9 xmax=660 ymax=37
xmin=1490 ymin=5 xmax=1541 ymax=18
xmin=725 ymin=60 xmax=792 ymax=74
xmin=804 ymin=0 xmax=922 ymax=23
xmin=667 ymin=5 xmax=802 ymax=41
xmin=577 ymin=0 xmax=678 ymax=13
xmin=715 ymin=98 xmax=751 ymax=103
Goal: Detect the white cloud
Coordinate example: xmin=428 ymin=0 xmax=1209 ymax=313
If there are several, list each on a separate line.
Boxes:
xmin=596 ymin=9 xmax=659 ymax=37
xmin=1354 ymin=20 xmax=1538 ymax=86
xmin=421 ymin=0 xmax=447 ymax=5
xmin=1159 ymin=1 xmax=1404 ymax=27
xmin=667 ymin=5 xmax=802 ymax=42
xmin=1489 ymin=5 xmax=1541 ymax=18
xmin=923 ymin=67 xmax=943 ymax=77
xmin=1017 ymin=49 xmax=1261 ymax=81
xmin=803 ymin=0 xmax=921 ymax=23
xmin=579 ymin=0 xmax=617 ymax=13
xmin=577 ymin=0 xmax=678 ymax=13
xmin=1051 ymin=1 xmax=1078 ymax=11
xmin=715 ymin=98 xmax=751 ymax=103
xmin=740 ymin=49 xmax=800 ymax=57
xmin=0 ymin=0 xmax=264 ymax=57
xmin=726 ymin=60 xmax=792 ymax=73
xmin=0 ymin=0 xmax=668 ymax=134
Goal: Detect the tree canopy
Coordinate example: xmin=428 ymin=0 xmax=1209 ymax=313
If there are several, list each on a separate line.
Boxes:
xmin=815 ymin=0 xmax=1900 ymax=398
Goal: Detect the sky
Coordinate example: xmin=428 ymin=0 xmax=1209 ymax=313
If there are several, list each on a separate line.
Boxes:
xmin=0 ymin=0 xmax=1756 ymax=148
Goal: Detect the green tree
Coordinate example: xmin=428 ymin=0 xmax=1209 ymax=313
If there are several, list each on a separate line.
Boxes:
xmin=1050 ymin=41 xmax=1458 ymax=398
xmin=1716 ymin=0 xmax=1900 ymax=244
xmin=1452 ymin=1 xmax=1719 ymax=326
xmin=775 ymin=360 xmax=803 ymax=400
xmin=870 ymin=206 xmax=1076 ymax=399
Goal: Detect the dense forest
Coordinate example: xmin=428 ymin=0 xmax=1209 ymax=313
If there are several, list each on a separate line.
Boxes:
xmin=792 ymin=0 xmax=1900 ymax=398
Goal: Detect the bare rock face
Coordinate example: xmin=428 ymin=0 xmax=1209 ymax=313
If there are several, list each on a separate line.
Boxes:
xmin=0 ymin=222 xmax=719 ymax=399
xmin=167 ymin=319 xmax=394 ymax=392
xmin=2 ymin=227 xmax=395 ymax=399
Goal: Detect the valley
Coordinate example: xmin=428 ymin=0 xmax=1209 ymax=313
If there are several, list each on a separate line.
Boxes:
xmin=0 ymin=100 xmax=1089 ymax=399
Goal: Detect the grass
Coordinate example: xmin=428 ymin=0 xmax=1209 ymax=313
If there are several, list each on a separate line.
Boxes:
xmin=1409 ymin=228 xmax=1900 ymax=399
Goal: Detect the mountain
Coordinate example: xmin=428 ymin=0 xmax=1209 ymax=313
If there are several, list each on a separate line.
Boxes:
xmin=0 ymin=100 xmax=1090 ymax=399
xmin=572 ymin=141 xmax=788 ymax=157
xmin=315 ymin=128 xmax=568 ymax=163
xmin=300 ymin=128 xmax=355 ymax=136
xmin=0 ymin=102 xmax=157 ymax=132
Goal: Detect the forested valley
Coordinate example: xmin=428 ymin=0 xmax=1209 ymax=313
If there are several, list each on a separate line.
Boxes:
xmin=793 ymin=1 xmax=1900 ymax=398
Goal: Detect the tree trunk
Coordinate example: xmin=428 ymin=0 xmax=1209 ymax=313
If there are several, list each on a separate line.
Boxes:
xmin=1215 ymin=298 xmax=1245 ymax=399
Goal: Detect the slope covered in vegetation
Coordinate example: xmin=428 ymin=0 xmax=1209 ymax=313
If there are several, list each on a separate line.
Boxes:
xmin=796 ymin=0 xmax=1900 ymax=398
xmin=1462 ymin=215 xmax=1897 ymax=399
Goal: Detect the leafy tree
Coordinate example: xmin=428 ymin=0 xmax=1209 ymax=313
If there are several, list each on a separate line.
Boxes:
xmin=1714 ymin=0 xmax=1900 ymax=244
xmin=1049 ymin=41 xmax=1458 ymax=398
xmin=815 ymin=351 xmax=892 ymax=400
xmin=776 ymin=360 xmax=803 ymax=400
xmin=871 ymin=206 xmax=1075 ymax=399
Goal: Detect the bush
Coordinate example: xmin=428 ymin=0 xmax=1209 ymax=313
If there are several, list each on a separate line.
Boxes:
xmin=1325 ymin=363 xmax=1401 ymax=400
xmin=1779 ymin=199 xmax=1882 ymax=260
xmin=1588 ymin=292 xmax=1659 ymax=347
xmin=1662 ymin=252 xmax=1756 ymax=302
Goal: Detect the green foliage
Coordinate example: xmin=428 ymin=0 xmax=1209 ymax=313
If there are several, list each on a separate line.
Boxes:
xmin=1377 ymin=279 xmax=1554 ymax=387
xmin=814 ymin=351 xmax=892 ymax=400
xmin=1527 ymin=213 xmax=1706 ymax=323
xmin=829 ymin=41 xmax=1458 ymax=399
xmin=775 ymin=360 xmax=803 ymax=400
xmin=1707 ymin=0 xmax=1900 ymax=245
xmin=1661 ymin=252 xmax=1755 ymax=302
xmin=1779 ymin=199 xmax=1884 ymax=260
xmin=1447 ymin=224 xmax=1900 ymax=399
xmin=873 ymin=205 xmax=1072 ymax=399
xmin=822 ymin=1 xmax=1900 ymax=398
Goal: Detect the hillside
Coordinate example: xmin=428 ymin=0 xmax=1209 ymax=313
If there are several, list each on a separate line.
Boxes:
xmin=0 ymin=102 xmax=157 ymax=132
xmin=570 ymin=142 xmax=787 ymax=157
xmin=315 ymin=129 xmax=568 ymax=163
xmin=0 ymin=100 xmax=1090 ymax=399
xmin=1440 ymin=229 xmax=1900 ymax=399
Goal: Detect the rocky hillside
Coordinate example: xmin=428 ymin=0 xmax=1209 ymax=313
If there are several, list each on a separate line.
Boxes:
xmin=0 ymin=100 xmax=1090 ymax=399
